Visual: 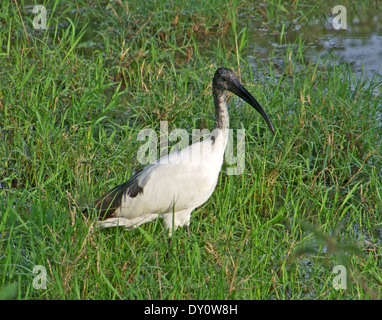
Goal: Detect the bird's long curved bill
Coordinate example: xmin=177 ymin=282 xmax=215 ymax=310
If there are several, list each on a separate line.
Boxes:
xmin=232 ymin=82 xmax=275 ymax=135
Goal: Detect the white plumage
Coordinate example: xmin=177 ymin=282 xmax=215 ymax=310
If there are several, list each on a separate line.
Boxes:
xmin=97 ymin=129 xmax=228 ymax=235
xmin=84 ymin=68 xmax=275 ymax=236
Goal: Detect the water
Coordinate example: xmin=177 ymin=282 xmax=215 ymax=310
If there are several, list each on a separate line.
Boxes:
xmin=245 ymin=4 xmax=382 ymax=83
xmin=20 ymin=2 xmax=382 ymax=82
xmin=314 ymin=33 xmax=382 ymax=83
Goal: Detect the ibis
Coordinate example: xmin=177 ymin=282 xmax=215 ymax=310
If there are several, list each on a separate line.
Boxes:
xmin=83 ymin=67 xmax=275 ymax=236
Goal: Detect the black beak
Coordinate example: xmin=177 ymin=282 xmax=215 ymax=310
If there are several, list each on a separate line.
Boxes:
xmin=229 ymin=80 xmax=275 ymax=135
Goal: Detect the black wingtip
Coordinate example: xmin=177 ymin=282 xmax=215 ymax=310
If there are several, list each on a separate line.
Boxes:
xmin=82 ymin=170 xmax=145 ymax=222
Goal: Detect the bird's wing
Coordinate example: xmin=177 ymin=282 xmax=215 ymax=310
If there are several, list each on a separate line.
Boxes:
xmin=117 ymin=142 xmax=222 ymax=220
xmin=87 ymin=165 xmax=154 ymax=220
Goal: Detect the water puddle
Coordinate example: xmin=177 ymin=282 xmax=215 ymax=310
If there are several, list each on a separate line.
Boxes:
xmin=242 ymin=4 xmax=382 ymax=86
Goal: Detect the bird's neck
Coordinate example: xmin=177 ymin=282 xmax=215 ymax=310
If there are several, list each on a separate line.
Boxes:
xmin=213 ymin=88 xmax=229 ymax=131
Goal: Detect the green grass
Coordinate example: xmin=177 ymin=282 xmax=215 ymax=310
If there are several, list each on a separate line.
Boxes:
xmin=0 ymin=0 xmax=381 ymax=299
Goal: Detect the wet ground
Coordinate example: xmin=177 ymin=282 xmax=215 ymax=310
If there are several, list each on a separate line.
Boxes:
xmin=246 ymin=4 xmax=382 ymax=82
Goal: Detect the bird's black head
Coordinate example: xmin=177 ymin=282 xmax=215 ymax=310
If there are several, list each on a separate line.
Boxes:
xmin=213 ymin=67 xmax=241 ymax=92
xmin=213 ymin=67 xmax=275 ymax=135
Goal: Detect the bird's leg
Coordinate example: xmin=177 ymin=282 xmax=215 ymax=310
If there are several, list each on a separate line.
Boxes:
xmin=186 ymin=225 xmax=190 ymax=236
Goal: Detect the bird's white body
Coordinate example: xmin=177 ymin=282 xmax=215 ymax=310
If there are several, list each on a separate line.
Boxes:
xmin=98 ymin=129 xmax=229 ymax=235
xmin=87 ymin=68 xmax=275 ymax=236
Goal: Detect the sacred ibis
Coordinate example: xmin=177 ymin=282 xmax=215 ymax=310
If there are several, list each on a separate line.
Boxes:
xmin=83 ymin=68 xmax=275 ymax=236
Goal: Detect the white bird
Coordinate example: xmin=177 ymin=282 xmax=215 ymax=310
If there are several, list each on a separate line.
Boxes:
xmin=83 ymin=68 xmax=275 ymax=236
